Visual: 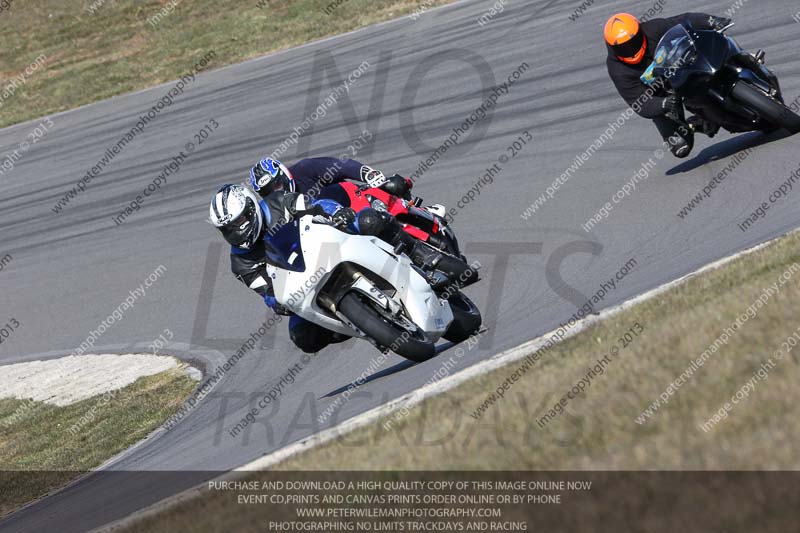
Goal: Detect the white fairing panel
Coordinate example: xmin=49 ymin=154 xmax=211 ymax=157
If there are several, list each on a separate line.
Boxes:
xmin=266 ymin=215 xmax=452 ymax=340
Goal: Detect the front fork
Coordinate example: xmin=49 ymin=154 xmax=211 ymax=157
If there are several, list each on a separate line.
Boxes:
xmin=732 ymin=52 xmax=783 ymax=101
xmin=695 ymin=56 xmax=781 ymax=130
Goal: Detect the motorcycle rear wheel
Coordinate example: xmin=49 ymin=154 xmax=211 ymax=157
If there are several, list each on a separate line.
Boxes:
xmin=339 ymin=292 xmax=436 ymax=362
xmin=731 ymin=82 xmax=800 ymax=134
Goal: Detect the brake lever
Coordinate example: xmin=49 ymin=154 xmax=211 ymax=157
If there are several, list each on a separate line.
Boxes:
xmin=717 ymin=22 xmax=735 ymax=34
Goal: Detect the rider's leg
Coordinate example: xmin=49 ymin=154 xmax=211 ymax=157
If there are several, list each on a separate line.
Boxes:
xmin=683 ymin=104 xmax=722 ymax=138
xmin=356 ymin=208 xmax=441 ymax=269
xmin=356 ymin=208 xmax=477 ymax=287
xmin=355 ymin=207 xmax=400 ymax=241
xmin=654 ymin=115 xmax=694 ymax=158
xmin=289 ymin=315 xmax=337 ymax=353
xmin=686 ymin=115 xmax=720 ymax=137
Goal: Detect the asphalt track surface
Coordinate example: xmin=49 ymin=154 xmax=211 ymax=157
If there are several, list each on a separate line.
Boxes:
xmin=2 ymin=0 xmax=800 ymax=530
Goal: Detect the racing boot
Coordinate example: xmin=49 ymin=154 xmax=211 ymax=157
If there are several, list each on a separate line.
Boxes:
xmin=393 ymin=231 xmax=443 ymax=271
xmin=667 ymin=133 xmax=692 ymax=158
xmin=394 ymin=231 xmax=479 ymax=290
xmin=687 ymin=115 xmax=720 ymax=138
xmin=655 ymin=115 xmax=694 ymax=159
xmin=356 ymin=208 xmax=438 ymax=267
xmin=358 ymin=208 xmax=477 ymax=289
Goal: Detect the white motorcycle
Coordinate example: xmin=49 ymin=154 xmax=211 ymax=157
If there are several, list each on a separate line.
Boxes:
xmin=264 ymin=198 xmax=481 ymax=362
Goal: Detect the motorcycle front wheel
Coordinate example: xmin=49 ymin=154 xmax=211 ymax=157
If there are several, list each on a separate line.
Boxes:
xmin=339 ymin=292 xmax=436 ymax=362
xmin=731 ymin=81 xmax=800 ymax=134
xmin=443 ymin=291 xmax=482 ymax=344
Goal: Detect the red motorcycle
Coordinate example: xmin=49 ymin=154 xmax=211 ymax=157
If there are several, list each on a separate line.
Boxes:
xmin=317 ymin=180 xmax=478 ymax=291
xmin=332 ymin=181 xmax=463 ymax=258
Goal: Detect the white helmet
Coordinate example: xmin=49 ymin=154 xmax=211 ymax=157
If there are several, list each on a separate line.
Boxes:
xmin=208 ymin=184 xmax=264 ymax=249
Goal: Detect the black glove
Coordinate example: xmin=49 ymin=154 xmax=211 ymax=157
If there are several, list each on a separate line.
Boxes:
xmin=263 ymin=293 xmax=293 ymax=316
xmin=661 ymin=95 xmax=682 ymax=120
xmin=273 ymin=303 xmax=293 ymax=316
xmin=708 ymin=16 xmax=732 ymax=31
xmin=330 ymin=207 xmax=357 ymax=230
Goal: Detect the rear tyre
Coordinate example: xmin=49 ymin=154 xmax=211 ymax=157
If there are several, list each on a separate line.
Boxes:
xmin=339 ymin=292 xmax=436 ymax=362
xmin=731 ymin=82 xmax=800 ymax=134
xmin=443 ymin=292 xmax=482 ymax=343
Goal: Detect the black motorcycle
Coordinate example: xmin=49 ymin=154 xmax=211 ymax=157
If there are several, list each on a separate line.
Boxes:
xmin=641 ymin=22 xmax=800 ymax=134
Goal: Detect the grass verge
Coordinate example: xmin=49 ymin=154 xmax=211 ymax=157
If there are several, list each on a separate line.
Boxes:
xmin=121 ymin=230 xmax=800 ymax=530
xmin=0 ymin=0 xmax=453 ymax=128
xmin=0 ymin=366 xmax=196 ymax=517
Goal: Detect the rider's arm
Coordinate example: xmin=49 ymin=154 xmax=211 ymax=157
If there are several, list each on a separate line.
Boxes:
xmin=671 ymin=13 xmax=727 ymax=31
xmin=607 ymin=58 xmax=667 ymax=119
xmin=290 ymin=157 xmax=413 ymax=201
xmin=290 ymin=157 xmax=403 ymax=189
xmin=230 ymin=251 xmax=290 ymax=314
xmin=233 ymin=263 xmax=270 ymax=296
xmin=283 ymin=192 xmax=359 ymax=232
xmin=646 ymin=13 xmax=723 ymax=36
xmin=288 ymin=157 xmax=367 ymax=190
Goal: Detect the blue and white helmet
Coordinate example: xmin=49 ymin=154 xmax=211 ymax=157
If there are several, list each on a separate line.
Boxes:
xmin=249 ymin=157 xmax=295 ymax=197
xmin=208 ymin=184 xmax=264 ymax=249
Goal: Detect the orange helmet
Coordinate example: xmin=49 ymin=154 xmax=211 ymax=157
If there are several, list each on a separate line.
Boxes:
xmin=604 ymin=13 xmax=647 ymax=65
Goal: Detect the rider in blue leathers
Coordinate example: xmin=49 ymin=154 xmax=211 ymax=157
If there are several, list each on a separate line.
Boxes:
xmin=248 ymin=156 xmax=413 ymax=203
xmin=208 ymin=177 xmax=437 ymax=353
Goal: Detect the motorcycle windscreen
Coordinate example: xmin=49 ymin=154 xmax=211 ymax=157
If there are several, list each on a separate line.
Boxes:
xmin=263 ymin=220 xmax=306 ymax=272
xmin=641 ymin=25 xmax=698 ymax=87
